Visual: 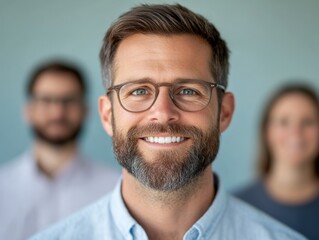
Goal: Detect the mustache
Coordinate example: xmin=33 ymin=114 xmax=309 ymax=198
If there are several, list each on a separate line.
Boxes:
xmin=43 ymin=119 xmax=72 ymax=127
xmin=126 ymin=123 xmax=203 ymax=139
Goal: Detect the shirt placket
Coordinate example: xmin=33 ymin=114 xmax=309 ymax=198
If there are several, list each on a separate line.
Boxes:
xmin=183 ymin=226 xmax=200 ymax=240
xmin=131 ymin=224 xmax=149 ymax=240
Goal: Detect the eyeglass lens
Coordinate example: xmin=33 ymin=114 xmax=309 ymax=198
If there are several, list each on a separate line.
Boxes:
xmin=118 ymin=81 xmax=212 ymax=112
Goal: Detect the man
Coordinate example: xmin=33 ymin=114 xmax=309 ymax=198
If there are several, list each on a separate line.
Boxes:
xmin=0 ymin=61 xmax=119 ymax=240
xmin=31 ymin=5 xmax=306 ymax=240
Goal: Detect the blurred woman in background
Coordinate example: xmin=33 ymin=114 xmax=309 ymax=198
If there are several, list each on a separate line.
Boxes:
xmin=235 ymin=83 xmax=319 ymax=240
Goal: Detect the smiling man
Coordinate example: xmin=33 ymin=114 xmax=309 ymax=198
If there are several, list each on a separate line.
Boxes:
xmin=31 ymin=4 xmax=306 ymax=240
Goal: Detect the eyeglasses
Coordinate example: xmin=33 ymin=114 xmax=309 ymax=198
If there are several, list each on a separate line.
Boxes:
xmin=30 ymin=95 xmax=84 ymax=108
xmin=107 ymin=79 xmax=225 ymax=113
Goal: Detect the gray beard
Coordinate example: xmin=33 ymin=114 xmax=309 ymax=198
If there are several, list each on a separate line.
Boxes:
xmin=112 ymin=123 xmax=220 ymax=192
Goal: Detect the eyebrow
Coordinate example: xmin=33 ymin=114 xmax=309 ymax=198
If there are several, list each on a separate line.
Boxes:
xmin=115 ymin=77 xmax=215 ymax=85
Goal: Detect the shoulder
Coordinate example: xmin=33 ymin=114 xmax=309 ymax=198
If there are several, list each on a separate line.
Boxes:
xmin=30 ymin=193 xmax=116 ymax=240
xmin=0 ymin=154 xmax=31 ymax=210
xmin=77 ymin=157 xmax=121 ymax=181
xmin=233 ymin=180 xmax=264 ymax=202
xmin=0 ymin=154 xmax=27 ymax=182
xmin=78 ymin=156 xmax=119 ymax=174
xmin=224 ymin=195 xmax=307 ymax=240
xmin=0 ymin=154 xmax=25 ymax=172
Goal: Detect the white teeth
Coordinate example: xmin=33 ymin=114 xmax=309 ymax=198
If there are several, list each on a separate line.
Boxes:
xmin=144 ymin=136 xmax=185 ymax=144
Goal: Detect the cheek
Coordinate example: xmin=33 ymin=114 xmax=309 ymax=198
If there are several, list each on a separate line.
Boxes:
xmin=29 ymin=108 xmax=46 ymax=124
xmin=194 ymin=112 xmax=216 ymax=131
xmin=69 ymin=108 xmax=85 ymax=121
xmin=304 ymin=126 xmax=319 ymax=149
xmin=191 ymin=101 xmax=218 ymax=128
xmin=267 ymin=126 xmax=287 ymax=148
xmin=112 ymin=103 xmax=141 ymax=132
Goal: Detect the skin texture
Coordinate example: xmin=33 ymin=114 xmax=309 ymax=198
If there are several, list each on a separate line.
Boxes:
xmin=25 ymin=72 xmax=86 ymax=177
xmin=266 ymin=93 xmax=319 ymax=204
xmin=99 ymin=34 xmax=234 ymax=240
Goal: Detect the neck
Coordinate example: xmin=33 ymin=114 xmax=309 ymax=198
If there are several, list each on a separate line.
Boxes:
xmin=34 ymin=140 xmax=78 ymax=178
xmin=266 ymin=159 xmax=319 ymax=204
xmin=122 ymin=166 xmax=215 ymax=240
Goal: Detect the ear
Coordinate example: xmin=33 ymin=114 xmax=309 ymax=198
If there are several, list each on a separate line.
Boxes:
xmin=219 ymin=92 xmax=235 ymax=133
xmin=98 ymin=96 xmax=113 ymax=136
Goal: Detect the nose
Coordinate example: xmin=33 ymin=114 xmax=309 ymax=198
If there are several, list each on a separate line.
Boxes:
xmin=147 ymin=88 xmax=180 ymax=124
xmin=48 ymin=100 xmax=67 ymax=118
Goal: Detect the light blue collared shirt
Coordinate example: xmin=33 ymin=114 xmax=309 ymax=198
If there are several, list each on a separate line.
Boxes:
xmin=30 ymin=174 xmax=307 ymax=240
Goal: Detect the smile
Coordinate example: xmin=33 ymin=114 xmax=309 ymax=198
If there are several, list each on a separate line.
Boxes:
xmin=144 ymin=136 xmax=186 ymax=144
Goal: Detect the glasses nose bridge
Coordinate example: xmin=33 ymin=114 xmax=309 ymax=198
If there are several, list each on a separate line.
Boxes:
xmin=154 ymin=82 xmax=176 ymax=102
xmin=156 ymin=82 xmax=174 ymax=89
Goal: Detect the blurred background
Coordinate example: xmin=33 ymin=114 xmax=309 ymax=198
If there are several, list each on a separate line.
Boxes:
xmin=1 ymin=0 xmax=319 ymax=190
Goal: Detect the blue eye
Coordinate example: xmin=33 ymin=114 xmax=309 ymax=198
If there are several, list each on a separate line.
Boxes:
xmin=132 ymin=89 xmax=148 ymax=95
xmin=179 ymin=89 xmax=197 ymax=95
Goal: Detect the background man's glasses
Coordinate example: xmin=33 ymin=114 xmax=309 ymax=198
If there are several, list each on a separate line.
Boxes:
xmin=30 ymin=95 xmax=84 ymax=108
xmin=107 ymin=79 xmax=225 ymax=113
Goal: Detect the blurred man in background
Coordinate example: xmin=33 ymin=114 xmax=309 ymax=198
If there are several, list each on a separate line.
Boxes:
xmin=0 ymin=61 xmax=119 ymax=240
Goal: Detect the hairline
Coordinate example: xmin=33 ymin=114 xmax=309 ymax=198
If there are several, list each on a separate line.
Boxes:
xmin=27 ymin=66 xmax=87 ymax=98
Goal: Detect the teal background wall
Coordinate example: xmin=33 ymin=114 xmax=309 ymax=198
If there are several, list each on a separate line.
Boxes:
xmin=1 ymin=0 xmax=319 ymax=190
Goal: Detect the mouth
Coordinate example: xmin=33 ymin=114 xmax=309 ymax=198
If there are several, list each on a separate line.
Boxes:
xmin=143 ymin=136 xmax=187 ymax=144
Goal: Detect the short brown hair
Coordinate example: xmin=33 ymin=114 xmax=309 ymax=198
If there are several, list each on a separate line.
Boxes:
xmin=258 ymin=83 xmax=319 ymax=177
xmin=100 ymin=4 xmax=230 ymax=92
xmin=27 ymin=60 xmax=87 ymax=97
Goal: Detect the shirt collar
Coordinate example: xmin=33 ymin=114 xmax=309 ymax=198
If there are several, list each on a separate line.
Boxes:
xmin=110 ymin=178 xmax=140 ymax=239
xmin=185 ymin=173 xmax=228 ymax=239
xmin=25 ymin=148 xmax=82 ymax=183
xmin=110 ymin=173 xmax=228 ymax=240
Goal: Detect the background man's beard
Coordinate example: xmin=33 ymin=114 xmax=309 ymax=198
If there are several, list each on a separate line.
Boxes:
xmin=31 ymin=120 xmax=83 ymax=147
xmin=113 ymin=123 xmax=220 ymax=191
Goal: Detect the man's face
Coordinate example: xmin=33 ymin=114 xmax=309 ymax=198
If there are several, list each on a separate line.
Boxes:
xmin=26 ymin=72 xmax=86 ymax=146
xmin=99 ymin=34 xmax=234 ymax=191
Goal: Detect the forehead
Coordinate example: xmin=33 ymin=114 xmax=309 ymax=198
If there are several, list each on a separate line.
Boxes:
xmin=271 ymin=93 xmax=319 ymax=117
xmin=113 ymin=33 xmax=213 ymax=85
xmin=33 ymin=72 xmax=82 ymax=96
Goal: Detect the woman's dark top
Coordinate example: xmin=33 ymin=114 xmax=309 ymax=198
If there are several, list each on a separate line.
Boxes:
xmin=235 ymin=180 xmax=319 ymax=240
